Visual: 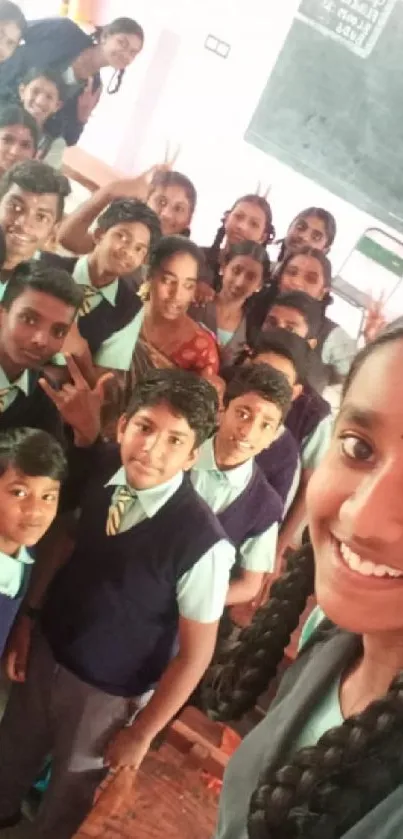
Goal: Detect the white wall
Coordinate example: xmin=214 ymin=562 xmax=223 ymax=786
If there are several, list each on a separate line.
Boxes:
xmin=73 ymin=1 xmax=402 ymax=292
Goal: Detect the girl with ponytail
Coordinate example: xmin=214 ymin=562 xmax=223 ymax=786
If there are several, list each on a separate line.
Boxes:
xmin=202 ymin=195 xmax=275 ymax=293
xmin=0 ymin=15 xmax=144 ymax=145
xmin=206 ymin=327 xmax=403 ymax=839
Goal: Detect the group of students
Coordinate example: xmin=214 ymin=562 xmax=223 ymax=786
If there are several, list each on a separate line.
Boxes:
xmin=0 ymin=4 xmax=401 ymax=839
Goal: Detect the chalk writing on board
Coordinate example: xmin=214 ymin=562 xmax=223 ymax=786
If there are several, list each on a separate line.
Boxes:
xmin=296 ymin=0 xmax=398 ymax=57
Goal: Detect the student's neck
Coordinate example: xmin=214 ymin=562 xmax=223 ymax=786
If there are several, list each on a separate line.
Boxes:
xmin=213 ymin=435 xmax=249 ymax=471
xmin=73 ymin=45 xmax=107 ymax=78
xmin=87 ymin=253 xmax=116 ymax=288
xmin=0 ymin=534 xmax=20 ymax=557
xmin=341 ymin=631 xmax=403 ymax=715
xmin=0 ymin=345 xmax=25 ymax=382
xmin=216 ymin=291 xmax=244 ymax=312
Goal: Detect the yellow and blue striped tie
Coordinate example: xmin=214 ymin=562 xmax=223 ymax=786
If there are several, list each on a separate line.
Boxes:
xmin=78 ymin=285 xmax=99 ymax=317
xmin=106 ymin=486 xmax=135 ymax=536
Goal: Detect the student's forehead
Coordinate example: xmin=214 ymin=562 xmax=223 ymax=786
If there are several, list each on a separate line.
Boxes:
xmin=109 ymin=220 xmax=150 ymax=238
xmin=131 ymin=404 xmax=194 ymax=433
xmin=232 ymin=391 xmax=280 ymax=414
xmin=12 ymin=289 xmax=72 ymax=318
xmin=4 ymin=185 xmax=58 ymax=212
xmin=271 ymin=304 xmax=305 ymax=321
xmin=344 ymin=342 xmax=403 ymax=413
xmin=158 ymin=185 xmax=190 ymax=204
xmin=0 ymin=467 xmax=59 ymax=487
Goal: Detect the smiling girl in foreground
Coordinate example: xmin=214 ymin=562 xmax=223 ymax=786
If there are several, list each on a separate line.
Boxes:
xmin=205 ymin=327 xmax=403 ymax=839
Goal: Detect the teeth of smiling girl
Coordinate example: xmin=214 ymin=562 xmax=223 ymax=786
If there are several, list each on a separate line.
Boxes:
xmin=339 ymin=542 xmax=403 ymax=578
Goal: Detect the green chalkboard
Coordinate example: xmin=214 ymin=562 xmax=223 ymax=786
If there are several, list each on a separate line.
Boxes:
xmin=246 ymin=0 xmax=403 ymax=232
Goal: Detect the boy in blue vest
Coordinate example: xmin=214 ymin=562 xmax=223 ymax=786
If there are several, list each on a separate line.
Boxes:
xmin=191 ymin=363 xmax=293 ymax=606
xmin=0 ymin=427 xmax=65 ymax=657
xmin=0 ymin=369 xmax=235 ymax=839
xmin=50 ymin=198 xmax=161 ymax=369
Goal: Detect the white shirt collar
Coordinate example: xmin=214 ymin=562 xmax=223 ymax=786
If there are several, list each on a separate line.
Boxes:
xmin=73 ymin=256 xmax=118 ymax=307
xmin=0 ymin=545 xmax=33 ymax=566
xmin=0 ymin=366 xmax=30 ymax=396
xmin=193 ymin=437 xmax=253 ymax=488
xmin=105 ymin=467 xmax=184 ymax=518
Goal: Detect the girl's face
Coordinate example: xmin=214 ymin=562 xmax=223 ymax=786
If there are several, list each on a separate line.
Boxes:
xmin=221 ymin=255 xmax=263 ymax=303
xmin=286 ymin=213 xmax=329 ymax=253
xmin=148 ymin=185 xmax=193 ymax=236
xmin=307 ymin=339 xmax=403 ymax=636
xmin=225 ymin=201 xmax=267 ymax=247
xmin=150 ymin=252 xmax=198 ymax=321
xmin=279 ymin=254 xmax=326 ymax=300
xmin=0 ymin=19 xmax=21 ymax=63
xmin=19 ymin=77 xmax=62 ymax=127
xmin=101 ymin=31 xmax=143 ymax=71
xmin=0 ymin=124 xmax=35 ymax=174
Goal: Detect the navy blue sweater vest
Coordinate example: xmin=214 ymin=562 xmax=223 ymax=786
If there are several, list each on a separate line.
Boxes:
xmin=41 ymin=451 xmax=227 ymax=696
xmin=0 ymin=369 xmax=62 ymax=440
xmin=256 ymin=427 xmax=299 ymax=503
xmin=0 ymin=566 xmax=30 ymax=657
xmin=215 ymin=463 xmax=283 ymax=547
xmin=285 ymin=384 xmax=330 ymax=446
xmin=39 ymin=253 xmax=142 ymax=357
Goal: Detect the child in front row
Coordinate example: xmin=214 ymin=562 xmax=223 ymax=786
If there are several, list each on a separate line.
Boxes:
xmin=0 ymin=427 xmax=65 ymax=656
xmin=190 ymin=364 xmax=292 ymax=605
xmin=0 ymin=369 xmax=235 ymax=839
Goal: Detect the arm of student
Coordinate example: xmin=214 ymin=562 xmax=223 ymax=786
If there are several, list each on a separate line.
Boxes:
xmin=321 ymin=326 xmax=356 ymax=380
xmin=58 ymin=164 xmax=169 ymax=254
xmin=4 ymin=512 xmax=77 ymax=682
xmin=105 ymin=540 xmax=235 ymax=770
xmin=227 ymin=522 xmax=278 ymax=605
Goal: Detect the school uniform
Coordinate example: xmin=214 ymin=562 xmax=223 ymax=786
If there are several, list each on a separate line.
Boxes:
xmin=189 ymin=300 xmax=248 ymax=368
xmin=0 ymin=365 xmax=62 ymax=440
xmin=215 ymin=626 xmax=403 ymax=839
xmin=256 ymin=425 xmax=301 ymax=511
xmin=0 ymin=546 xmax=32 ymax=657
xmin=285 ymin=384 xmax=332 ymax=471
xmin=191 ymin=437 xmax=283 ymax=576
xmin=0 ymin=442 xmax=235 ymax=839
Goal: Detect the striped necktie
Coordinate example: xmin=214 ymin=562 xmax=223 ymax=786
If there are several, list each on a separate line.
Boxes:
xmin=78 ymin=285 xmax=99 ymax=317
xmin=0 ymin=386 xmax=13 ymax=413
xmin=106 ymin=486 xmax=136 ymax=536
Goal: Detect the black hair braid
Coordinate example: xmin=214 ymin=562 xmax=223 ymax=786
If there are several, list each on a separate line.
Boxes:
xmin=248 ymin=669 xmax=403 ymax=839
xmin=202 ymin=544 xmax=315 ymax=721
xmin=107 ymin=69 xmax=124 ymax=94
xmin=277 ymin=239 xmax=287 ymax=263
xmin=208 ymin=216 xmax=226 ymax=268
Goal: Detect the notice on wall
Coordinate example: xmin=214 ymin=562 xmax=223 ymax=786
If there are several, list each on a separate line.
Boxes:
xmin=296 ymin=0 xmax=398 ymax=57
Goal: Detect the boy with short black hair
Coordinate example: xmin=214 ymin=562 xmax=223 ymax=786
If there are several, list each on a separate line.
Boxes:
xmin=191 ymin=363 xmax=292 ymax=605
xmin=0 ymin=368 xmax=235 ymax=839
xmin=262 ymin=289 xmax=322 ymax=344
xmin=0 ymin=260 xmax=105 ymax=447
xmin=0 ymin=160 xmax=70 ymax=285
xmin=55 ymin=197 xmax=161 ymax=366
xmin=0 ymin=426 xmax=66 ymax=656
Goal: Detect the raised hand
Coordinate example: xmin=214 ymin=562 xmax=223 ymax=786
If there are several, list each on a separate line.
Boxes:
xmin=363 ymin=292 xmax=387 ymax=344
xmin=107 ymin=143 xmax=181 ymax=203
xmin=39 ymin=353 xmax=113 ymax=446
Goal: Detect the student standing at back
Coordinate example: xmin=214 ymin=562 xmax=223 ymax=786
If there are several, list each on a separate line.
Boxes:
xmin=202 ymin=194 xmax=275 ymax=292
xmin=0 ymin=1 xmax=25 ymax=65
xmin=0 ymin=160 xmax=70 ymax=288
xmin=18 ymin=68 xmax=67 ymax=169
xmin=0 ymin=104 xmax=38 ymax=180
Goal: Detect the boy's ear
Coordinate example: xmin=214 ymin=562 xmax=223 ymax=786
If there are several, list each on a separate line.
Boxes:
xmin=93 ymin=226 xmax=103 ymax=245
xmin=292 ymin=382 xmax=303 ymax=402
xmin=308 ymin=337 xmax=317 ymax=349
xmin=182 ymin=447 xmax=199 ymax=473
xmin=116 ymin=413 xmax=128 ymax=443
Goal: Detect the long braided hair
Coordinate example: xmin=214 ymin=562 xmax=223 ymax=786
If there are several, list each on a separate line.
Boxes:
xmin=92 ymin=17 xmax=144 ymax=94
xmin=277 ymin=207 xmax=337 ymax=263
xmin=204 ymin=327 xmax=403 ymax=838
xmin=208 ymin=195 xmax=275 ymax=290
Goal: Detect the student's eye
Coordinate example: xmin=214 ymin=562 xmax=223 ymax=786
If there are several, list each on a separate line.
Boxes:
xmin=339 ymin=434 xmax=374 ymax=463
xmin=36 ymin=212 xmax=48 ymax=223
xmin=43 ymin=492 xmax=59 ymax=503
xmin=10 ymin=488 xmax=28 ymax=498
xmin=135 ymin=420 xmax=151 ymax=433
xmin=286 ymin=265 xmax=298 ymax=276
xmin=236 ymin=408 xmax=249 ymax=420
xmin=169 ymin=436 xmax=183 ymax=447
xmin=296 ymin=221 xmax=307 ymax=231
xmin=184 ymin=281 xmax=196 ymax=291
xmin=52 ymin=326 xmax=68 ymax=340
xmin=306 ymin=274 xmax=319 ymax=285
xmin=20 ymin=314 xmax=36 ymax=326
xmin=157 ymin=197 xmax=167 ymax=210
xmin=312 ymin=230 xmax=323 ymax=242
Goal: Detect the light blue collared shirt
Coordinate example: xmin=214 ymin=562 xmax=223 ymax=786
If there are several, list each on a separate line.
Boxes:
xmin=0 ymin=367 xmax=30 ymax=413
xmin=191 ymin=438 xmax=278 ymax=573
xmin=0 ymin=545 xmax=33 ymax=598
xmin=106 ymin=467 xmax=235 ymax=623
xmin=301 ymin=415 xmax=333 ymax=471
xmin=73 ymin=256 xmax=119 ymax=311
xmin=94 ymin=308 xmax=144 ymax=370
